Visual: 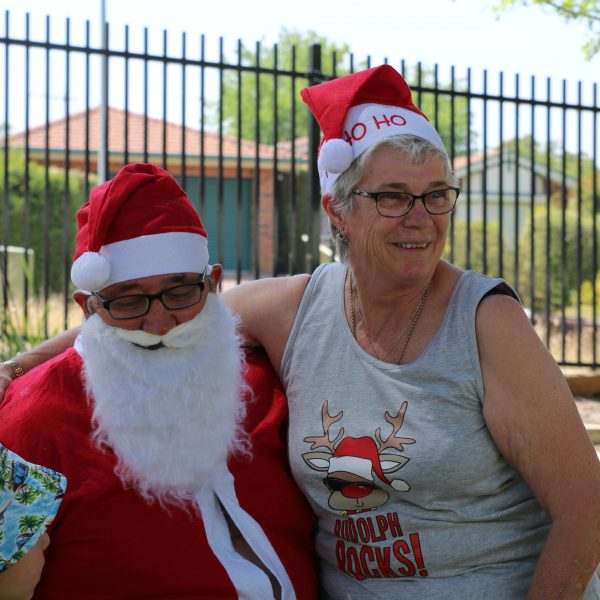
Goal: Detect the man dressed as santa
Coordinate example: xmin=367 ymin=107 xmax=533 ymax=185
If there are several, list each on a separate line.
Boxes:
xmin=0 ymin=163 xmax=316 ymax=599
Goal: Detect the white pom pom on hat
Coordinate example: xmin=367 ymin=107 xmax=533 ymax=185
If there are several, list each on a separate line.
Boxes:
xmin=71 ymin=251 xmax=111 ymax=292
xmin=318 ymin=138 xmax=354 ymax=174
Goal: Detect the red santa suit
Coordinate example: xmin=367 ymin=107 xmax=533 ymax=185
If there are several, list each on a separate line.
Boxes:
xmin=0 ymin=347 xmax=317 ymax=599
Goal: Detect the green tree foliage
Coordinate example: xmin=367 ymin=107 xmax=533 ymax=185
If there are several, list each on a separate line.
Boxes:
xmin=572 ymin=271 xmax=600 ymax=309
xmin=444 ymin=218 xmax=514 ymax=279
xmin=517 ymin=205 xmax=600 ymax=310
xmin=218 ymin=29 xmax=352 ymax=144
xmin=445 ymin=194 xmax=599 ymax=313
xmin=0 ymin=150 xmax=92 ymax=297
xmin=495 ymin=0 xmax=600 ymax=57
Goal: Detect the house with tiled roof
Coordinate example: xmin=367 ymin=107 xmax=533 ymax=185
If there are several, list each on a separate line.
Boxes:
xmin=452 ymin=151 xmax=576 ymax=238
xmin=8 ymin=107 xmax=308 ymax=273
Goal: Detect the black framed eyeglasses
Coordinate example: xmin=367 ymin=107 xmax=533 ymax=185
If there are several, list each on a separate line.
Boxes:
xmin=352 ymin=187 xmax=460 ymax=218
xmin=92 ymin=270 xmax=207 ymax=320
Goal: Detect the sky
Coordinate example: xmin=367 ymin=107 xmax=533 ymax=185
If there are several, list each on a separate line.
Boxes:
xmin=1 ymin=0 xmax=599 ymax=87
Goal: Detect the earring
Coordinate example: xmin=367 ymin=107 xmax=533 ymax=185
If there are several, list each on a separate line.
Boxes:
xmin=336 ymin=227 xmax=349 ymax=246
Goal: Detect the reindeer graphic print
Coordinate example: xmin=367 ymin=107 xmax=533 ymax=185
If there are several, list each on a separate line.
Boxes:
xmin=302 ymin=400 xmax=415 ymax=515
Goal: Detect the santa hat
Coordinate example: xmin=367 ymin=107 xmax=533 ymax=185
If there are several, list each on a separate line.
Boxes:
xmin=71 ymin=163 xmax=208 ymax=292
xmin=300 ymin=64 xmax=445 ymax=194
xmin=328 ymin=436 xmax=392 ymax=485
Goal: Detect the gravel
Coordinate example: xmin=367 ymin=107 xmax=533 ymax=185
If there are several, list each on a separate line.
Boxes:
xmin=575 ymin=397 xmax=600 ymax=425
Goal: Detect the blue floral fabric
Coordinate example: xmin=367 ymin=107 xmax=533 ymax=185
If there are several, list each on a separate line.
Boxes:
xmin=0 ymin=443 xmax=67 ymax=572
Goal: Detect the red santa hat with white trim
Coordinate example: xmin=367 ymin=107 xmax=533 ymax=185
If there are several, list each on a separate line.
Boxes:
xmin=328 ymin=436 xmax=409 ymax=491
xmin=300 ymin=64 xmax=446 ymax=194
xmin=71 ymin=163 xmax=208 ymax=292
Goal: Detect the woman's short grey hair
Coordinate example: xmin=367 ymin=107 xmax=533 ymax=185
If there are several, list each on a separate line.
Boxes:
xmin=327 ymin=134 xmax=458 ymax=262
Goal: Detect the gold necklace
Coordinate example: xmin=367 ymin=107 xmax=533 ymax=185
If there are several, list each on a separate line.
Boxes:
xmin=348 ymin=271 xmax=432 ymax=364
xmin=354 ymin=295 xmax=412 ymax=361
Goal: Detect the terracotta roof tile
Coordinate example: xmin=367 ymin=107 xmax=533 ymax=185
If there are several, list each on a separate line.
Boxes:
xmin=8 ymin=106 xmax=285 ymax=161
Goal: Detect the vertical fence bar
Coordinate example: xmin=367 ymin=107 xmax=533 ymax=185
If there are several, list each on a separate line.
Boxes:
xmin=560 ymin=79 xmax=568 ymax=362
xmin=271 ymin=43 xmax=279 ymax=277
xmin=465 ymin=67 xmax=472 ymax=270
xmin=180 ymin=31 xmax=187 ymax=190
xmin=199 ymin=34 xmax=205 ymax=216
xmin=593 ymin=83 xmax=598 ymax=365
xmin=235 ymin=39 xmax=243 ymax=283
xmin=576 ymin=81 xmax=583 ymax=364
xmin=513 ymin=74 xmax=521 ymax=297
xmin=124 ymin=24 xmax=130 ymax=165
xmin=23 ymin=13 xmax=31 ymax=331
xmin=161 ymin=29 xmax=168 ymax=169
xmin=544 ymin=77 xmax=552 ymax=349
xmin=1 ymin=11 xmax=9 ymax=321
xmin=498 ymin=71 xmax=505 ymax=279
xmin=288 ymin=45 xmax=297 ymax=275
xmin=253 ymin=41 xmax=261 ymax=278
xmin=482 ymin=69 xmax=488 ymax=275
xmin=143 ymin=27 xmax=149 ymax=164
xmin=529 ymin=75 xmax=536 ymax=321
xmin=98 ymin=19 xmax=109 ymax=183
xmin=449 ymin=65 xmax=456 ymax=265
xmin=217 ymin=37 xmax=225 ymax=271
xmin=306 ymin=43 xmax=322 ymax=274
xmin=62 ymin=17 xmax=71 ymax=329
xmin=42 ymin=14 xmax=51 ymax=338
xmin=84 ymin=21 xmax=91 ymax=196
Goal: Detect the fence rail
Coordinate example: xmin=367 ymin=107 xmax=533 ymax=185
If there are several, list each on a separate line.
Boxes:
xmin=1 ymin=10 xmax=599 ymax=366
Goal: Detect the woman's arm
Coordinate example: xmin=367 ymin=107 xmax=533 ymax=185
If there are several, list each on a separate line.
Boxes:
xmin=223 ymin=274 xmax=310 ymax=374
xmin=477 ymin=294 xmax=600 ymax=600
xmin=0 ymin=272 xmax=310 ymax=397
xmin=0 ymin=328 xmax=80 ymax=397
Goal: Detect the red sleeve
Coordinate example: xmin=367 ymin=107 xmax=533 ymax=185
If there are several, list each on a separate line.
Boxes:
xmin=0 ymin=348 xmax=87 ymax=477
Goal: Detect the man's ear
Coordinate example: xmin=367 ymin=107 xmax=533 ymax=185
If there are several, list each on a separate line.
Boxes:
xmin=322 ymin=193 xmax=346 ymax=231
xmin=73 ymin=290 xmax=96 ymax=318
xmin=207 ymin=264 xmax=223 ymax=292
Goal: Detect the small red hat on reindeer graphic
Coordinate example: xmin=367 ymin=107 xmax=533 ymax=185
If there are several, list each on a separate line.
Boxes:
xmin=300 ymin=64 xmax=445 ymax=194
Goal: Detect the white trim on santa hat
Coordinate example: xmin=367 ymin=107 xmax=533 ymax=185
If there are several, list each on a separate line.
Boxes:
xmin=318 ymin=102 xmax=445 ymax=195
xmin=71 ymin=231 xmax=209 ymax=292
xmin=328 ymin=456 xmax=374 ymax=481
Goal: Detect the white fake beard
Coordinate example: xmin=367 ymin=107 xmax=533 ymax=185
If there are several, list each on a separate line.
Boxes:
xmin=78 ymin=293 xmax=249 ymax=506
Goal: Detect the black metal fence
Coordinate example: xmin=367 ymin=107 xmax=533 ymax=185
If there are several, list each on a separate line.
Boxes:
xmin=1 ymin=10 xmax=599 ymax=366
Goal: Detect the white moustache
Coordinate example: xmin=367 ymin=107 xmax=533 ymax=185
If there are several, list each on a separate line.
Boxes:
xmin=109 ymin=311 xmax=208 ymax=348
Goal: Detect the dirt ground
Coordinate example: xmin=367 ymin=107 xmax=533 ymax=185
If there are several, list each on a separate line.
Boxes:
xmin=573 ymin=396 xmax=600 ymax=457
xmin=576 ymin=396 xmax=600 ymax=425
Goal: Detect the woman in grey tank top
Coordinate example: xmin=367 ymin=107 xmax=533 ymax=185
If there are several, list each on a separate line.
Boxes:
xmin=230 ymin=65 xmax=600 ymax=600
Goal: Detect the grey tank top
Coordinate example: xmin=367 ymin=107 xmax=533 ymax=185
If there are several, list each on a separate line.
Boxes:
xmin=281 ymin=262 xmax=600 ymax=599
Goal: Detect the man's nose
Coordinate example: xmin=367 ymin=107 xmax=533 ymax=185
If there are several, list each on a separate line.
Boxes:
xmin=141 ymin=298 xmax=176 ymax=336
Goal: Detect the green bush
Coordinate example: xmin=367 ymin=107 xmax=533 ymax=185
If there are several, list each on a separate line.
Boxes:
xmin=0 ymin=150 xmax=94 ymax=295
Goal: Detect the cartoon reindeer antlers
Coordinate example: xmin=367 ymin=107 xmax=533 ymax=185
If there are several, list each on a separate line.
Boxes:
xmin=375 ymin=401 xmax=416 ymax=452
xmin=303 ymin=400 xmax=345 ymax=451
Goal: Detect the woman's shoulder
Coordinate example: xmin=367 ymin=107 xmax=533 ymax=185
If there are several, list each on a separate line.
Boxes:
xmin=224 ymin=274 xmax=311 ymax=367
xmin=440 ymin=263 xmax=518 ymax=303
xmin=225 ymin=274 xmax=311 ymax=322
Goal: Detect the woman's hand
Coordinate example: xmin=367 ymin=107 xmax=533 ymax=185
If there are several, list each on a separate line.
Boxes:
xmin=0 ymin=328 xmax=81 ymax=405
xmin=0 ymin=362 xmax=15 ymax=401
